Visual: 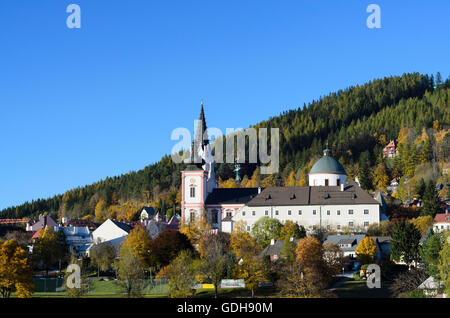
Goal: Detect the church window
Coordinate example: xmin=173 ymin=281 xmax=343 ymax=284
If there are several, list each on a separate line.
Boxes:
xmin=190 ymin=187 xmax=195 ymax=198
xmin=313 ymin=210 xmax=316 ymax=215
xmin=190 ymin=212 xmax=195 ymax=222
xmin=288 ymin=210 xmax=291 ymax=215
xmin=242 ymin=211 xmax=245 ymax=216
xmin=325 ymin=179 xmax=329 ymax=186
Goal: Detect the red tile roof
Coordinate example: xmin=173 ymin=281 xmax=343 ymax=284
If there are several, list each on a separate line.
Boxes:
xmin=434 ymin=212 xmax=450 ymax=223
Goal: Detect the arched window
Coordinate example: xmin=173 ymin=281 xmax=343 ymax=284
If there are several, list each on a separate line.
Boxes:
xmin=211 ymin=210 xmax=219 ymax=224
xmin=190 ymin=186 xmax=196 ymax=198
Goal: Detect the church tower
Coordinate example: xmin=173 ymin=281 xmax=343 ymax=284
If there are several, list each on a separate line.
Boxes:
xmin=180 ymin=101 xmax=217 ymax=224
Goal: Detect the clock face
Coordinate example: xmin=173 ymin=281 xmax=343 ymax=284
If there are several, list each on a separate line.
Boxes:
xmin=190 ymin=178 xmax=196 ymax=184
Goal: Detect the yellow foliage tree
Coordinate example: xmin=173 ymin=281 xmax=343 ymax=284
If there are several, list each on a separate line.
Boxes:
xmin=222 ymin=178 xmax=238 ymax=188
xmin=230 ymin=220 xmax=260 ymax=260
xmin=95 ymin=199 xmax=108 ymax=223
xmin=355 ymin=237 xmax=378 ymax=265
xmin=285 ymin=171 xmax=296 ymax=187
xmin=260 ymin=174 xmax=275 ymax=187
xmin=123 ymin=225 xmax=152 ymax=267
xmin=374 ymin=163 xmax=390 ymax=190
xmin=179 ymin=217 xmax=212 ymax=256
xmin=0 ymin=239 xmax=34 ymax=298
xmin=409 ymin=216 xmax=434 ymax=236
xmin=295 ymin=236 xmax=323 ymax=269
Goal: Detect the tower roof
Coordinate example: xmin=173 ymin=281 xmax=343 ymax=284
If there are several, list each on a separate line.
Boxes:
xmin=195 ymin=100 xmax=209 ymax=147
xmin=309 ymin=149 xmax=346 ymax=174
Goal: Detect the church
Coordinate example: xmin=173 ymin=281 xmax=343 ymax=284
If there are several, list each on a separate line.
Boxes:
xmin=180 ymin=104 xmax=381 ymax=233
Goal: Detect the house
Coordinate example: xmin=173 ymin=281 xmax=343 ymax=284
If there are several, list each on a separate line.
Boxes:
xmin=180 ymin=105 xmax=381 ymax=233
xmin=433 ymin=210 xmax=450 ymax=232
xmin=382 ymin=140 xmax=397 ymax=158
xmin=324 ymin=234 xmax=367 ymax=258
xmin=55 ymin=225 xmax=92 ymax=256
xmin=442 ymin=162 xmax=450 ymax=176
xmin=261 ymin=238 xmax=300 ymax=262
xmin=140 ymin=206 xmax=156 ymax=221
xmin=63 ymin=218 xmax=100 ymax=232
xmin=26 ymin=214 xmax=58 ymax=232
xmin=142 ymin=215 xmax=181 ymax=238
xmin=89 ymin=219 xmax=134 ymax=253
xmin=417 ymin=276 xmax=442 ymax=297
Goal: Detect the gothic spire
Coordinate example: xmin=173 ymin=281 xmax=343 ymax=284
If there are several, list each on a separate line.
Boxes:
xmin=195 ymin=99 xmax=209 ymax=147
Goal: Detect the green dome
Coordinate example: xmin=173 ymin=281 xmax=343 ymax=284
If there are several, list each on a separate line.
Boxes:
xmin=309 ymin=149 xmax=346 ymax=174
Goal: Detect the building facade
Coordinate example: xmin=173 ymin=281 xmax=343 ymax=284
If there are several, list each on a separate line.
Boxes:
xmin=181 ymin=104 xmax=381 ymax=233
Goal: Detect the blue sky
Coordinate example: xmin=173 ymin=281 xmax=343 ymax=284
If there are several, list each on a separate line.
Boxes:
xmin=0 ymin=0 xmax=449 ymax=210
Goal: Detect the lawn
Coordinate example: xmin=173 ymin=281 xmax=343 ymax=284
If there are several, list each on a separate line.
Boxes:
xmin=333 ymin=279 xmax=393 ymax=298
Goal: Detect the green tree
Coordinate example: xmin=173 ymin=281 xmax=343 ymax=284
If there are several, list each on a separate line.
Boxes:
xmin=163 ymin=250 xmax=197 ymax=298
xmin=438 ymin=232 xmax=450 ymax=295
xmin=420 ymin=231 xmax=443 ymax=279
xmin=115 ymin=244 xmax=145 ymax=297
xmin=197 ymin=233 xmax=228 ymax=298
xmin=64 ymin=255 xmax=91 ymax=298
xmin=390 ymin=221 xmax=421 ymax=267
xmin=358 ymin=151 xmax=373 ymax=190
xmin=251 ymin=216 xmax=283 ymax=247
xmin=421 ymin=180 xmax=441 ymax=217
xmin=89 ymin=242 xmax=116 ymax=277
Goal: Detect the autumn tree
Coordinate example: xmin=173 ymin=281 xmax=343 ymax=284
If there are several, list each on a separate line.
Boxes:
xmin=0 ymin=239 xmax=34 ymax=298
xmin=279 ymin=220 xmax=306 ymax=240
xmin=355 ymin=237 xmax=378 ymax=265
xmin=230 ymin=220 xmax=260 ymax=260
xmin=295 ymin=236 xmax=324 ymax=269
xmin=409 ymin=215 xmax=434 ymax=236
xmin=32 ymin=227 xmax=69 ymax=276
xmin=123 ymin=225 xmax=152 ymax=267
xmin=233 ymin=253 xmax=269 ymax=298
xmin=148 ymin=230 xmax=193 ymax=270
xmin=374 ymin=163 xmax=390 ymax=191
xmin=94 ymin=199 xmax=108 ymax=223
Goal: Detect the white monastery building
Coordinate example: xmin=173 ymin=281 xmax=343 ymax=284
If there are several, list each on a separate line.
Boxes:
xmin=181 ymin=104 xmax=381 ymax=233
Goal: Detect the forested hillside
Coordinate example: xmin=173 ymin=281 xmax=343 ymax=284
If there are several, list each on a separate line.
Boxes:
xmin=2 ymin=73 xmax=449 ymax=222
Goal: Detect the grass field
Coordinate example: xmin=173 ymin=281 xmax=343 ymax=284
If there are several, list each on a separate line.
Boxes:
xmin=333 ymin=279 xmax=393 ymax=298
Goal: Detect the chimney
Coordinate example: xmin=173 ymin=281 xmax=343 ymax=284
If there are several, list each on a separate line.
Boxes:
xmin=258 ymin=187 xmax=261 ymax=194
xmin=270 ymin=239 xmax=275 ymax=245
xmin=340 ymin=183 xmax=344 ymax=192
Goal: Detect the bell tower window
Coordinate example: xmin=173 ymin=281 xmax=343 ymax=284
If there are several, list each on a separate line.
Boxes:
xmin=190 ymin=187 xmax=196 ymax=198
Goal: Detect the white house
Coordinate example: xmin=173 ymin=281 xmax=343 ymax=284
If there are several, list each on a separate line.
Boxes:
xmin=89 ymin=219 xmax=133 ymax=253
xmin=433 ymin=211 xmax=450 ymax=232
xmin=55 ymin=225 xmax=92 ymax=256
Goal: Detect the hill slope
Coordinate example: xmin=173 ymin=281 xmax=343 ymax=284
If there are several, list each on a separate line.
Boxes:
xmin=1 ymin=73 xmax=449 ymax=221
